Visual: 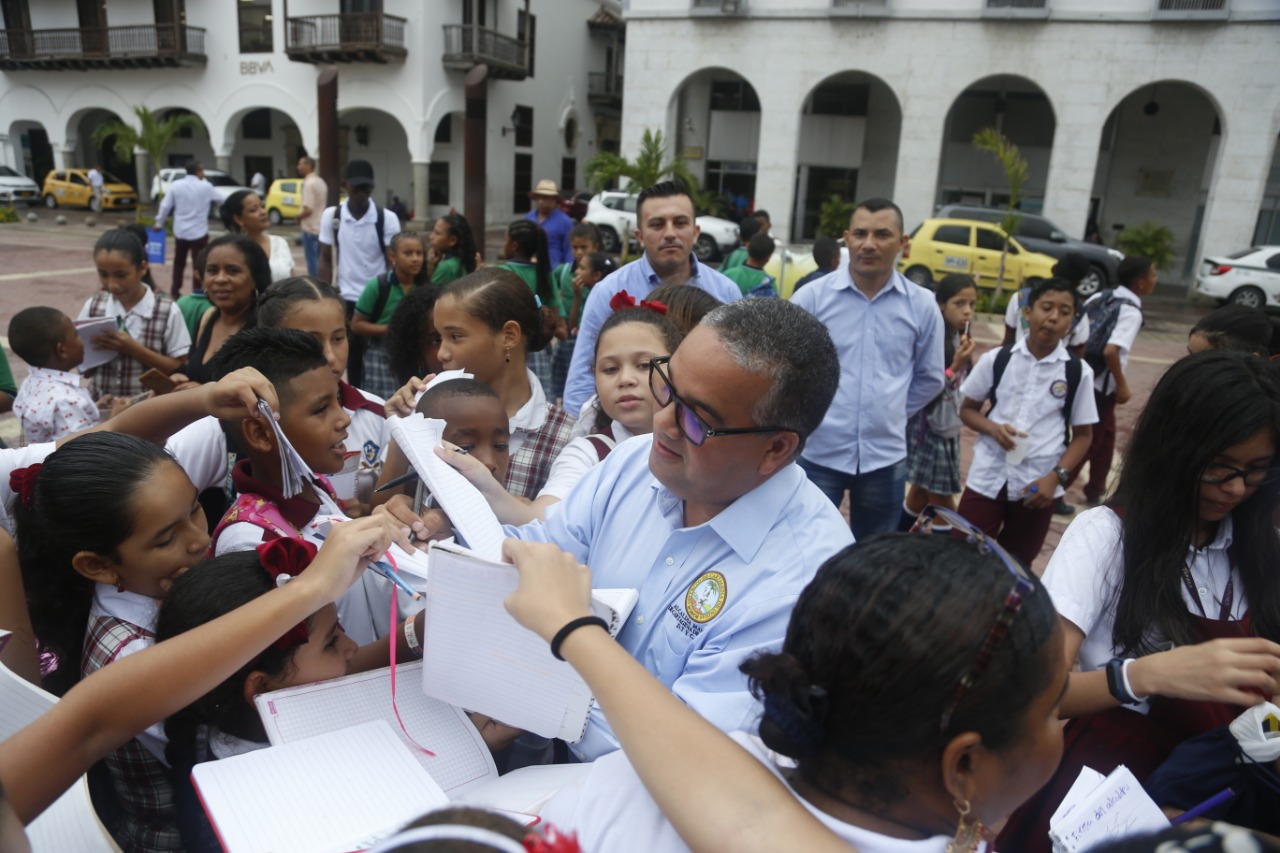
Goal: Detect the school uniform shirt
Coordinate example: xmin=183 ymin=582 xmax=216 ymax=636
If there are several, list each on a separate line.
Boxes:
xmin=504 ymin=434 xmax=853 ymax=761
xmin=1042 ymin=507 xmax=1245 ymax=715
xmin=76 ymin=287 xmax=192 ymax=361
xmin=1005 ymin=291 xmax=1091 ymax=348
xmin=1085 ymin=284 xmax=1142 ymax=395
xmin=86 ymin=585 xmax=170 ymax=760
xmin=960 ymin=339 xmax=1098 ymax=500
xmin=562 ymin=253 xmax=743 ymax=414
xmin=339 ymin=381 xmax=391 ymax=480
xmin=538 ymin=395 xmax=636 ymax=503
xmin=318 ymin=200 xmax=402 ymax=302
xmin=541 ymin=731 xmax=957 ymax=853
xmin=0 ymin=442 xmax=57 ymax=534
xmin=792 ymin=268 xmax=945 ymax=476
xmin=13 ymin=366 xmax=100 ymax=443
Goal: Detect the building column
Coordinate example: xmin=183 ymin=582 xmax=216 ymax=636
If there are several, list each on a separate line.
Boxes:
xmin=1041 ymin=101 xmax=1105 ymax=241
xmin=59 ymin=147 xmax=77 ymax=169
xmin=0 ymin=135 xmax=11 ymax=170
xmin=411 ymin=160 xmax=429 ymax=228
xmin=134 ymin=148 xmax=153 ymax=204
xmin=892 ymin=94 xmax=948 ymax=235
xmin=754 ymin=89 xmax=801 ymax=244
xmin=1196 ymin=109 xmax=1277 ymax=293
xmin=216 ymin=154 xmax=233 ymax=174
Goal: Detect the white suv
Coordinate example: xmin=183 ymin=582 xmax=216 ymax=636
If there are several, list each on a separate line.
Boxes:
xmin=585 ymin=191 xmax=739 ymax=262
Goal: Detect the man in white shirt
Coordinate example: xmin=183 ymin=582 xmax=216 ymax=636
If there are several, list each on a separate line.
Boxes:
xmin=297 ymin=155 xmax=327 ymax=276
xmin=155 ymin=161 xmax=222 ymax=298
xmin=318 ymin=158 xmax=400 ymax=389
xmin=250 ymin=170 xmax=266 ymax=197
xmin=87 ymin=164 xmax=104 ymax=211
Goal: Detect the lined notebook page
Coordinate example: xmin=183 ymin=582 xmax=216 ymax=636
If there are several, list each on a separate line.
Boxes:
xmin=388 ymin=414 xmax=505 ymax=560
xmin=255 ymin=661 xmax=496 ymax=798
xmin=0 ymin=654 xmax=118 ymax=852
xmin=422 ymin=543 xmax=635 ymax=742
xmin=1049 ymin=765 xmax=1170 ymax=853
xmin=192 ymin=721 xmax=447 ymax=853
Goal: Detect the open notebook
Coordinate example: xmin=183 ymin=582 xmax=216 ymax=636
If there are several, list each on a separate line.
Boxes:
xmin=0 ymin=633 xmax=119 ymax=852
xmin=1049 ymin=765 xmax=1170 ymax=853
xmin=192 ymin=721 xmax=448 ymax=853
xmin=387 ymin=414 xmax=505 ymax=561
xmin=421 ymin=541 xmax=639 ymax=742
xmin=254 ymin=661 xmax=497 ymax=798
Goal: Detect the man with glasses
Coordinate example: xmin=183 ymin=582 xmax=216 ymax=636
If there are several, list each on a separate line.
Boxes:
xmin=455 ymin=299 xmax=851 ymax=761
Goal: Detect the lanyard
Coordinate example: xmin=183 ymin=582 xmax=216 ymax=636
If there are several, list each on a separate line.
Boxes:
xmin=1180 ymin=561 xmax=1234 ymax=622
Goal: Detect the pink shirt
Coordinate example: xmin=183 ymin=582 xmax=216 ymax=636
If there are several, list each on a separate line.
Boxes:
xmin=300 ymin=172 xmax=328 ymax=235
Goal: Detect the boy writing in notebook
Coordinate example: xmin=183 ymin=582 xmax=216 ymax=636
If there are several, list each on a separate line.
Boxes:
xmin=956 ymin=277 xmax=1098 ymax=567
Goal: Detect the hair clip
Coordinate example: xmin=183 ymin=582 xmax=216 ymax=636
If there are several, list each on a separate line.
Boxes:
xmin=609 ymin=290 xmax=668 ymax=315
xmin=256 ymin=538 xmax=318 ymax=649
xmin=9 ymin=463 xmax=42 ymax=509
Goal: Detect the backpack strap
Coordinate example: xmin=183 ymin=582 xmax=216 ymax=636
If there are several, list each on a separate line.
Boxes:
xmin=374 ymin=203 xmax=386 ymax=252
xmin=207 ymin=492 xmax=300 ymax=558
xmin=366 ymin=271 xmax=394 ymax=324
xmin=328 ymin=205 xmax=342 ymax=285
xmin=986 ymin=345 xmax=1015 ymax=411
xmin=1062 ymin=356 xmax=1082 ymax=446
xmin=584 ymin=434 xmax=616 ymax=462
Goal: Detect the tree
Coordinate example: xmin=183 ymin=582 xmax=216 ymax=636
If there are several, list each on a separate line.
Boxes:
xmin=972 ymin=127 xmax=1029 ymax=304
xmin=584 ymin=129 xmax=699 ymax=196
xmin=92 ymin=106 xmax=204 ymax=210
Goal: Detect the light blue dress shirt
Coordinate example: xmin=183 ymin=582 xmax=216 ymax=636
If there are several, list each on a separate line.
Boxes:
xmin=791 ymin=268 xmax=945 ymax=476
xmin=155 ymin=174 xmax=222 ymax=241
xmin=561 ymin=253 xmax=743 ymax=414
xmin=505 ymin=434 xmax=853 ymax=761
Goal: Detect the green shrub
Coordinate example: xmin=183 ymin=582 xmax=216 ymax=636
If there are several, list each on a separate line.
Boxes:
xmin=0 ymin=206 xmax=18 ymax=223
xmin=817 ymin=194 xmax=855 ymax=239
xmin=1115 ymin=222 xmax=1176 ymax=270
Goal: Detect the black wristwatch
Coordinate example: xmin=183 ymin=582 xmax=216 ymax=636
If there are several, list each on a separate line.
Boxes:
xmin=1054 ymin=465 xmax=1071 ymax=486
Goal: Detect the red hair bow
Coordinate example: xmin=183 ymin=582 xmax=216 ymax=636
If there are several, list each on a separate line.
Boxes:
xmin=256 ymin=537 xmax=319 ymax=649
xmin=524 ymin=826 xmax=582 ymax=853
xmin=609 ymin=289 xmax=668 ymax=316
xmin=9 ymin=464 xmax=42 ymax=509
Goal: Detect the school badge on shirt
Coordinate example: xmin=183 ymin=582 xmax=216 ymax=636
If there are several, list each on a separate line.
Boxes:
xmin=685 ymin=571 xmax=727 ymax=624
xmin=1050 ymin=379 xmax=1068 ymax=399
xmin=362 ymin=439 xmax=380 ymax=467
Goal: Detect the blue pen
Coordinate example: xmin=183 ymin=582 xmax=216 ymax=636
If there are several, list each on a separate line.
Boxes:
xmin=1170 ymin=787 xmax=1234 ymax=825
xmin=374 ymin=560 xmax=422 ymax=601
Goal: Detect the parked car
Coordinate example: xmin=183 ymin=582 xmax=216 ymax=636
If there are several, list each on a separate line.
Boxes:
xmin=42 ymin=169 xmax=137 ymax=211
xmin=898 ymin=218 xmax=1058 ymax=291
xmin=559 ymin=189 xmax=593 ymax=222
xmin=263 ymin=179 xmax=347 ymax=224
xmin=1195 ymin=246 xmax=1280 ymax=310
xmin=934 ymin=204 xmax=1123 ymax=296
xmin=0 ymin=166 xmax=40 ymax=205
xmin=584 ymin=190 xmax=739 ymax=261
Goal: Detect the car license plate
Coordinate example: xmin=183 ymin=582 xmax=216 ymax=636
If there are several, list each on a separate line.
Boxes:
xmin=944 ymin=255 xmax=968 ymax=270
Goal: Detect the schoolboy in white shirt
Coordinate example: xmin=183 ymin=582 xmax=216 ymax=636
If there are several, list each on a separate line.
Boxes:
xmin=9 ymin=307 xmax=114 ymax=444
xmin=957 ymin=277 xmax=1099 ymax=567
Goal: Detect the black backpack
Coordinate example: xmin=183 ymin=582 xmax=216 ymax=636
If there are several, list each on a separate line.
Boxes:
xmin=1082 ymin=289 xmax=1141 ymax=377
xmin=988 ymin=344 xmax=1083 ymax=446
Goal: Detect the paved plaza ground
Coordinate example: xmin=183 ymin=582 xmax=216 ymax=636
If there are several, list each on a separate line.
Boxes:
xmin=0 ymin=211 xmax=1212 ymax=570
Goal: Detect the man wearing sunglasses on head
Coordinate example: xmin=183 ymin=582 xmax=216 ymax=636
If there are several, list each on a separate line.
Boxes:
xmin=425 ymin=298 xmax=852 ymax=762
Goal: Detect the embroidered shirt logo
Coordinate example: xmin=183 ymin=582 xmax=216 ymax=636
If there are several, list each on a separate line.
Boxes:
xmin=685 ymin=571 xmax=727 ymax=624
xmin=1049 ymin=379 xmax=1068 ymax=399
xmin=362 ymin=439 xmax=380 ymax=467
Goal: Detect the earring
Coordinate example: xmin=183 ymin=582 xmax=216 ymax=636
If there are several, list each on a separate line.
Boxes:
xmin=946 ymin=799 xmax=983 ymax=853
xmin=114 ymin=575 xmax=126 ymax=594
xmin=504 ymin=346 xmax=511 ymax=364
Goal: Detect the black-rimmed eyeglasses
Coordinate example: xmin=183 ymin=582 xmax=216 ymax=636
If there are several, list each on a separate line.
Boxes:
xmin=647 ymin=356 xmax=793 ymax=448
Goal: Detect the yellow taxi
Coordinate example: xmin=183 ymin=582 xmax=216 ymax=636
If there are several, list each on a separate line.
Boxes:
xmin=265 ymin=178 xmax=345 ymax=225
xmin=42 ymin=169 xmax=137 ymax=212
xmin=898 ymin=218 xmax=1057 ymax=290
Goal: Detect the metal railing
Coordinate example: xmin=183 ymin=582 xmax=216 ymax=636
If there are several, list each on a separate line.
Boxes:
xmin=0 ymin=24 xmax=205 ymax=61
xmin=286 ymin=13 xmax=407 ymax=51
xmin=987 ymin=0 xmax=1047 ymax=7
xmin=1157 ymin=0 xmax=1226 ymax=9
xmin=588 ymin=72 xmax=623 ymax=98
xmin=442 ymin=24 xmax=526 ymax=72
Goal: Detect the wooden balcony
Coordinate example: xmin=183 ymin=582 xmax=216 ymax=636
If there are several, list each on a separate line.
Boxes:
xmin=588 ymin=72 xmax=623 ymax=112
xmin=0 ymin=24 xmax=206 ymax=70
xmin=441 ymin=24 xmax=527 ymax=80
xmin=285 ymin=12 xmax=407 ymax=64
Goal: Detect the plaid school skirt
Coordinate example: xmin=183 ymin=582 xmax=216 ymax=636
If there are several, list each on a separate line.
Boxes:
xmin=360 ymin=337 xmax=398 ymax=401
xmin=906 ymin=409 xmax=962 ymax=495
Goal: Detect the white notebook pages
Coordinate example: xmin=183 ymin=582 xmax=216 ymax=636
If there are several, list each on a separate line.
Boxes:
xmin=191 ymin=721 xmax=447 ymax=853
xmin=0 ymin=636 xmax=119 ymax=852
xmin=1048 ymin=764 xmax=1170 ymax=853
xmin=421 ymin=541 xmax=639 ymax=742
xmin=254 ymin=661 xmax=497 ymax=798
xmin=73 ymin=317 xmax=119 ymax=371
xmin=387 ymin=413 xmax=505 ymax=561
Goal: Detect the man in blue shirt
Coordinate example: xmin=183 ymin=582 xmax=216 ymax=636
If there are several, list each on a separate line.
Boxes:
xmin=561 ymin=180 xmax=742 ymax=415
xmin=525 ymin=179 xmax=574 ymax=269
xmin=791 ymin=198 xmax=945 ymax=540
xmin=155 ymin=161 xmax=222 ymax=299
xmin=420 ymin=299 xmax=851 ymax=760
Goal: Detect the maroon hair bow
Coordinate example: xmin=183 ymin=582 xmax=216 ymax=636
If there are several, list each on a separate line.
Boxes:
xmin=9 ymin=464 xmax=42 ymax=509
xmin=523 ymin=826 xmax=583 ymax=853
xmin=256 ymin=537 xmax=319 ymax=649
xmin=609 ymin=289 xmax=668 ymax=316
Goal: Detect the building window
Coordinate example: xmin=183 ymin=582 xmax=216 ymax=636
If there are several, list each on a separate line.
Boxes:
xmin=238 ymin=0 xmax=274 ymax=54
xmin=517 ymin=10 xmax=536 ymax=77
xmin=242 ymin=109 xmax=273 ymax=141
xmin=429 ymin=162 xmax=450 ymax=206
xmin=434 ymin=115 xmax=452 ymax=145
xmin=710 ymin=80 xmax=760 ymax=112
xmin=561 ymin=157 xmax=576 ymax=193
xmin=514 ymin=105 xmax=533 ymax=149
xmin=514 ymin=153 xmax=532 ymax=214
xmin=807 ymin=84 xmax=869 ymax=117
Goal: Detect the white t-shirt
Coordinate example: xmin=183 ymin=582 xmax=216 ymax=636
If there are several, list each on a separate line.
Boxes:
xmin=541 ymin=731 xmax=957 ymax=853
xmin=318 ymin=201 xmax=401 ymax=302
xmin=959 ymin=340 xmax=1098 ymax=499
xmin=1005 ymin=291 xmax=1091 ymax=348
xmin=1083 ymin=285 xmax=1142 ymax=394
xmin=76 ymin=288 xmax=192 ymax=359
xmin=1042 ymin=507 xmax=1245 ymax=714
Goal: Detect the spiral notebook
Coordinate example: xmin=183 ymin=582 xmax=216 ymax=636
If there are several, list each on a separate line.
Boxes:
xmin=421 ymin=541 xmax=638 ymax=742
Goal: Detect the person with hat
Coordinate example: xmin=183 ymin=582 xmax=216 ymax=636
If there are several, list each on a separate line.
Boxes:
xmin=526 ymin=179 xmax=574 ymax=269
xmin=318 ymin=159 xmax=401 ymax=389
